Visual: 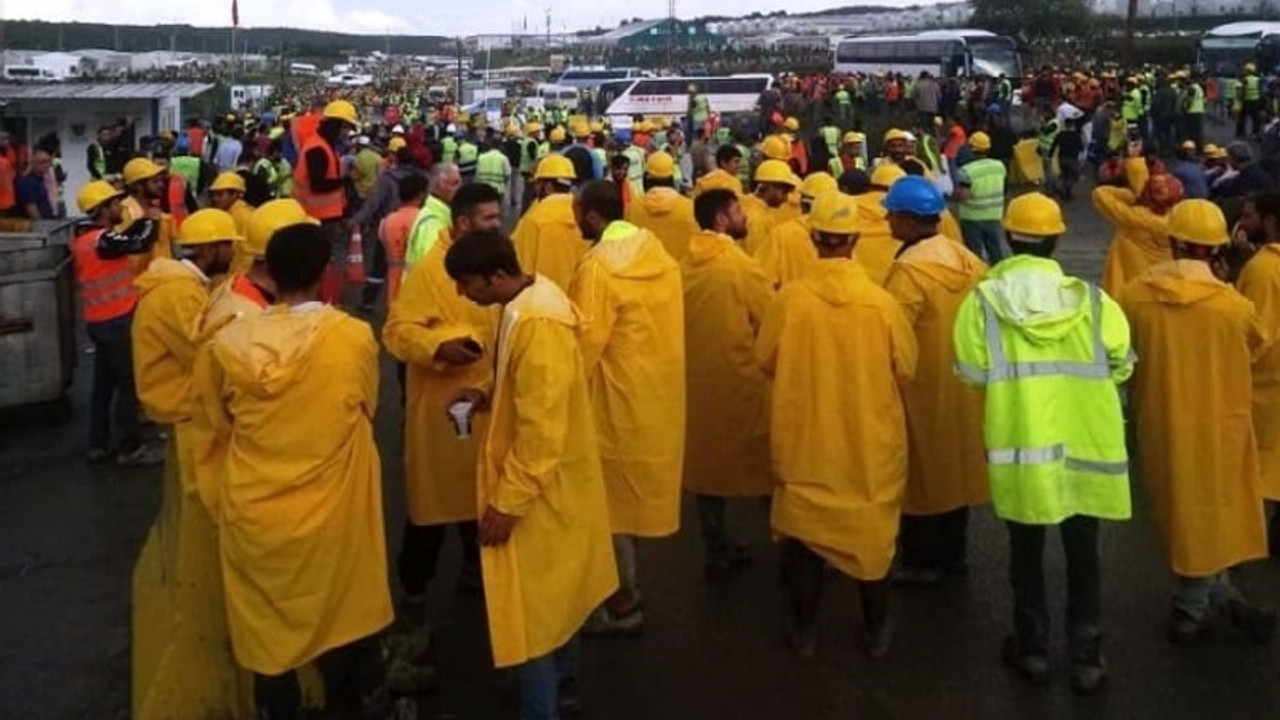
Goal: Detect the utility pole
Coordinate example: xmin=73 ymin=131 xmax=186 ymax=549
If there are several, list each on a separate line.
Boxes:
xmin=546 ymin=8 xmax=551 ymax=48
xmin=455 ymin=36 xmax=464 ymax=102
xmin=667 ymin=0 xmax=676 ymax=70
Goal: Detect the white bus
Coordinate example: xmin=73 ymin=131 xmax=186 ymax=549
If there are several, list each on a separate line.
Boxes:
xmin=1197 ymin=22 xmax=1280 ymax=77
xmin=555 ymin=66 xmax=651 ymax=91
xmin=832 ymin=30 xmax=1021 ymax=78
xmin=2 ymin=65 xmax=60 ymax=83
xmin=604 ymin=75 xmax=774 ymax=118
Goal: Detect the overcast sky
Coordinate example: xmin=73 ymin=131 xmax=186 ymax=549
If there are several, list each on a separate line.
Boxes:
xmin=10 ymin=0 xmax=922 ymax=37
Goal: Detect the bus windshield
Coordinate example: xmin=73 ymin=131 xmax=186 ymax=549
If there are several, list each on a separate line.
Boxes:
xmin=1199 ymin=38 xmax=1258 ymax=76
xmin=967 ymin=38 xmax=1020 ymax=78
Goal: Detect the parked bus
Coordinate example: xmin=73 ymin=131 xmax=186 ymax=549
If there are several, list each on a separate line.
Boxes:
xmin=1196 ymin=22 xmax=1280 ymax=77
xmin=603 ymin=74 xmax=774 ymax=118
xmin=555 ymin=66 xmax=651 ymax=91
xmin=832 ymin=30 xmax=1021 ymax=78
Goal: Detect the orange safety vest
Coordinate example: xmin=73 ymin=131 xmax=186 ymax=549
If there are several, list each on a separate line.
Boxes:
xmin=71 ymin=227 xmax=139 ymax=323
xmin=0 ymin=156 xmax=14 ymax=212
xmin=292 ymin=137 xmax=346 ymax=220
xmin=167 ymin=175 xmax=188 ymax=231
xmin=230 ymin=273 xmax=270 ymax=309
xmin=188 ymin=127 xmax=206 ymax=157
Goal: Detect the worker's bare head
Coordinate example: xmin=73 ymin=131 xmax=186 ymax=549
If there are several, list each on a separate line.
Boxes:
xmin=575 ymin=180 xmax=624 ymax=242
xmin=444 ymin=230 xmax=526 ymax=307
xmin=694 ymin=189 xmax=746 ymax=242
xmin=265 ymin=224 xmax=329 ymax=300
xmin=1240 ymin=191 xmax=1280 ymax=246
xmin=451 ymin=183 xmax=503 ymax=238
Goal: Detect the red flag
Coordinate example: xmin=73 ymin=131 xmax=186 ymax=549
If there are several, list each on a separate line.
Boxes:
xmin=232 ymin=0 xmax=239 ymax=27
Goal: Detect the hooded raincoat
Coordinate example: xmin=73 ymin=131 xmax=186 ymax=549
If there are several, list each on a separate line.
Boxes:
xmin=511 ymin=192 xmax=589 ymax=291
xmin=121 ymin=196 xmax=174 ymax=274
xmin=854 ymin=190 xmax=899 ymax=286
xmin=756 ymin=258 xmax=918 ymax=580
xmin=191 ymin=304 xmax=393 ymax=674
xmin=755 ymin=216 xmax=820 ymax=289
xmin=1095 ymin=160 xmax=1172 ymax=296
xmin=479 ymin=276 xmax=618 ymax=667
xmin=740 ymin=193 xmax=782 ymax=257
xmin=626 ymin=186 xmax=699 ymax=262
xmin=1237 ymin=244 xmax=1280 ymax=500
xmin=1119 ymin=260 xmax=1269 ymax=576
xmin=884 ymin=235 xmax=990 ymax=515
xmin=569 ymin=221 xmax=686 ymax=537
xmin=383 ymin=231 xmax=499 ymax=525
xmin=681 ymin=230 xmax=775 ymax=497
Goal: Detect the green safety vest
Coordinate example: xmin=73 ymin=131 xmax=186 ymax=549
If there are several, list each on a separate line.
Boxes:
xmin=835 ymin=89 xmax=851 ymax=106
xmin=954 ymin=255 xmax=1133 ymax=525
xmin=998 ymin=78 xmax=1013 ymax=102
xmin=456 ymin=142 xmax=479 ymax=175
xmin=828 ymin=156 xmax=843 ymax=177
xmin=1039 ymin=120 xmax=1060 ymax=156
xmin=1245 ymin=75 xmax=1262 ymax=101
xmin=735 ymin=143 xmax=752 ymax=186
xmin=920 ymin=135 xmax=942 ymax=173
xmin=957 ymin=158 xmax=1006 ymax=222
xmin=691 ymin=94 xmax=711 ymax=123
xmin=274 ymin=158 xmax=293 ymax=197
xmin=623 ymin=145 xmax=646 ymax=200
xmin=1185 ymin=83 xmax=1205 ymax=114
xmin=519 ymin=138 xmax=538 ymax=174
xmin=820 ymin=125 xmax=840 ymax=154
xmin=442 ymin=136 xmax=458 ymax=165
xmin=89 ymin=143 xmax=107 ymax=179
xmin=592 ymin=147 xmax=607 ymax=177
xmin=715 ymin=126 xmax=732 ymax=146
xmin=475 ymin=149 xmax=509 ymax=195
xmin=170 ymin=155 xmax=200 ymax=189
xmin=253 ymin=157 xmax=278 ymax=195
xmin=1122 ymin=89 xmax=1142 ymax=121
xmin=536 ymin=141 xmax=550 ymax=159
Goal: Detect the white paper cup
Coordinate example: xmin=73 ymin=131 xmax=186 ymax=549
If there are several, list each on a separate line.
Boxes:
xmin=448 ymin=401 xmax=473 ymax=438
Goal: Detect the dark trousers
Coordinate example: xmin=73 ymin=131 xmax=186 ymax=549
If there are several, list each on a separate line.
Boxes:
xmin=398 ymin=519 xmax=480 ymax=596
xmin=1007 ymin=515 xmax=1101 ymax=653
xmin=782 ymin=539 xmax=890 ymax=633
xmin=899 ymin=507 xmax=969 ymax=571
xmin=695 ymin=494 xmax=727 ymax=555
xmin=361 ymin=221 xmax=388 ymax=306
xmin=1238 ymin=100 xmax=1265 ymax=137
xmin=86 ymin=314 xmax=141 ymax=454
xmin=254 ymin=633 xmax=385 ymax=720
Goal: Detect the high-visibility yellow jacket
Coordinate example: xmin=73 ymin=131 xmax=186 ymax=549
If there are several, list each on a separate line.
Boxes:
xmin=1237 ymin=244 xmax=1280 ymax=501
xmin=755 ymin=217 xmax=819 ymax=289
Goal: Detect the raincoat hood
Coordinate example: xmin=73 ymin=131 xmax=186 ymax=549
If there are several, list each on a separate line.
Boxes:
xmin=800 ymin=258 xmax=869 ymax=307
xmin=537 ymin=192 xmax=580 ymax=230
xmin=512 ymin=275 xmax=579 ymax=328
xmin=1134 ymin=259 xmax=1231 ymax=306
xmin=897 ymin=235 xmax=986 ymax=292
xmin=685 ymin=230 xmax=737 ymax=266
xmin=857 ymin=191 xmax=888 ymax=223
xmin=134 ymin=257 xmax=206 ymax=297
xmin=639 ymin=187 xmax=683 ymax=217
xmin=590 ymin=221 xmax=678 ymax=280
xmin=212 ymin=304 xmax=340 ymax=399
xmin=977 ymin=255 xmax=1092 ymax=345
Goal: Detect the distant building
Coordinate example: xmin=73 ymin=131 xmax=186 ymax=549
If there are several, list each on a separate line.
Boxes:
xmin=580 ymin=18 xmax=725 ymax=49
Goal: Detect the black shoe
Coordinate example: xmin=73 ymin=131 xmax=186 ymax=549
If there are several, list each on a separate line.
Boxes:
xmin=890 ymin=565 xmax=944 ymax=588
xmin=1070 ymin=659 xmax=1107 ymax=696
xmin=87 ymin=447 xmax=113 ymax=464
xmin=705 ymin=543 xmax=751 ymax=580
xmin=1167 ymin=609 xmax=1211 ymax=644
xmin=863 ymin=618 xmax=894 ymax=660
xmin=558 ymin=677 xmax=583 ymax=716
xmin=1001 ymin=635 xmax=1050 ymax=685
xmin=1225 ymin=598 xmax=1278 ymax=644
xmin=787 ymin=621 xmax=818 ymax=659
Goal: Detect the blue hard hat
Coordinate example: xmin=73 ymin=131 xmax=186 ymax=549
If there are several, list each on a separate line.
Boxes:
xmin=882 ymin=175 xmax=946 ymax=215
xmin=986 ymin=102 xmax=1003 ymax=116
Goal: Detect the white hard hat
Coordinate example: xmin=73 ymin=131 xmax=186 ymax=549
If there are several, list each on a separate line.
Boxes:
xmin=392 ymin=124 xmax=406 ymax=134
xmin=355 ymin=135 xmax=371 ymax=146
xmin=446 ymin=123 xmax=457 ymax=133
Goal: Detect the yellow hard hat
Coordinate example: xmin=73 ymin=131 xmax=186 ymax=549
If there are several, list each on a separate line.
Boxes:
xmin=807 ymin=191 xmax=859 ymax=235
xmin=176 ymin=208 xmax=242 ymax=246
xmin=388 ymin=136 xmax=407 ymax=152
xmin=799 ymin=172 xmax=837 ymax=198
xmin=533 ymin=153 xmax=576 ymax=181
xmin=548 ymin=126 xmax=567 ymax=143
xmin=322 ymin=99 xmax=359 ymax=126
xmin=1204 ymin=143 xmax=1226 ymax=159
xmin=783 ymin=117 xmax=800 ymax=132
xmin=571 ymin=122 xmax=591 ymax=138
xmin=754 ymin=159 xmax=799 ymax=187
xmin=1168 ymin=199 xmax=1228 ymax=246
xmin=969 ymin=131 xmax=992 ymax=152
xmin=635 ymin=120 xmax=652 ymax=133
xmin=1245 ymin=62 xmax=1258 ymax=73
xmin=504 ymin=124 xmax=520 ymax=138
xmin=1002 ymin=192 xmax=1066 ymax=237
xmin=883 ymin=128 xmax=911 ymax=143
xmin=244 ymin=199 xmax=319 ymax=258
xmin=869 ymin=163 xmax=906 ymax=189
xmin=655 ymin=117 xmax=671 ymax=130
xmin=526 ymin=122 xmax=544 ymax=135
xmin=1180 ymin=139 xmax=1197 ymax=152
xmin=589 ymin=121 xmax=605 ymax=134
xmin=122 ymin=157 xmax=163 ymax=186
xmin=842 ymin=131 xmax=865 ymax=145
xmin=209 ymin=171 xmax=246 ymax=194
xmin=76 ymin=180 xmax=126 ymax=214
xmin=761 ymin=134 xmax=791 ymax=161
xmin=645 ymin=151 xmax=676 ymax=179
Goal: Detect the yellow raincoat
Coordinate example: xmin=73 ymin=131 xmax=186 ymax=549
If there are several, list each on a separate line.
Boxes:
xmin=775 ymin=195 xmax=802 ymax=225
xmin=195 ymin=275 xmax=268 ymax=345
xmin=740 ymin=193 xmax=781 ymax=257
xmin=121 ymin=196 xmax=174 ymax=275
xmin=1095 ymin=161 xmax=1170 ymax=297
xmin=569 ymin=221 xmax=686 ymax=537
xmin=1119 ymin=260 xmax=1269 ymax=577
xmin=130 ymin=258 xmax=242 ymax=720
xmin=681 ymin=230 xmax=774 ymax=497
xmin=854 ymin=191 xmax=899 ymax=286
xmin=884 ymin=235 xmax=990 ymax=515
xmin=755 ymin=258 xmax=918 ymax=580
xmin=477 ymin=276 xmax=618 ymax=667
xmin=384 ymin=232 xmax=499 ymax=525
xmin=626 ymin=187 xmax=699 ymax=262
xmin=511 ymin=192 xmax=589 ymax=290
xmin=192 ymin=305 xmax=393 ymax=674
xmin=227 ymin=199 xmax=256 ymax=275
xmin=754 ymin=217 xmax=819 ymax=289
xmin=940 ymin=208 xmax=964 ymax=245
xmin=1237 ymin=244 xmax=1280 ymax=500
xmin=692 ymin=168 xmax=744 ymax=198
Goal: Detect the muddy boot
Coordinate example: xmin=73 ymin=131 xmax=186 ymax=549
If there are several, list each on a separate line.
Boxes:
xmin=1068 ymin=626 xmax=1107 ymax=696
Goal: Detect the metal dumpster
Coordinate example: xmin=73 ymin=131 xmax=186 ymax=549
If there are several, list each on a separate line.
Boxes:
xmin=0 ymin=232 xmax=77 ymax=410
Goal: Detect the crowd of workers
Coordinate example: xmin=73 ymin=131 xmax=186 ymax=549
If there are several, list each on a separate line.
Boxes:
xmin=54 ymin=57 xmax=1280 ymax=720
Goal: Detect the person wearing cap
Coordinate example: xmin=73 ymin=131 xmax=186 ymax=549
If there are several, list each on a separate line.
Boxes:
xmin=191 ymin=223 xmax=418 ymax=720
xmin=680 ymin=188 xmax=773 ymax=579
xmin=571 ymin=180 xmax=686 ymax=636
xmin=352 ymin=135 xmax=383 ymax=204
xmin=1117 ymin=199 xmax=1277 ymax=645
xmin=120 ymin=157 xmax=175 ymax=274
xmin=71 ymin=181 xmax=164 ymax=466
xmin=756 ymin=189 xmax=917 ymax=659
xmin=213 ymin=125 xmax=244 ymax=173
xmin=954 ymin=131 xmax=1008 ymax=264
xmin=131 ymin=208 xmax=244 ymax=720
xmin=511 ymin=154 xmax=587 ymax=291
xmin=755 ymin=172 xmax=833 ymax=289
xmin=1181 ymin=71 xmax=1207 ymax=149
xmin=352 ymin=139 xmax=425 ymax=309
xmin=835 ymin=131 xmax=866 ymax=175
xmin=953 ymin=192 xmax=1133 ymax=694
xmin=626 ymin=151 xmax=698 ymax=262
xmin=740 ymin=159 xmax=799 ymax=257
xmin=293 ymin=100 xmax=358 ymax=304
xmin=1046 ymin=118 xmax=1085 ymax=202
xmin=609 ymin=153 xmax=634 ymax=214
xmin=563 ymin=122 xmax=602 ymax=186
xmin=880 ymin=176 xmax=987 ymax=587
xmin=879 ymin=128 xmax=911 ymax=167
xmin=475 ymin=137 xmax=513 ymax=203
xmin=1095 ymin=151 xmax=1183 ymax=296
xmin=1211 ymin=141 xmax=1276 ymax=200
xmin=692 ymin=144 xmax=746 ymax=199
xmin=1238 ymin=62 xmax=1264 ymax=139
xmin=852 ymin=163 xmax=906 ymax=285
xmin=621 ymin=128 xmax=649 ymax=200
xmin=208 ymin=172 xmax=255 ymax=270
xmin=1170 ymin=141 xmax=1209 ymax=199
